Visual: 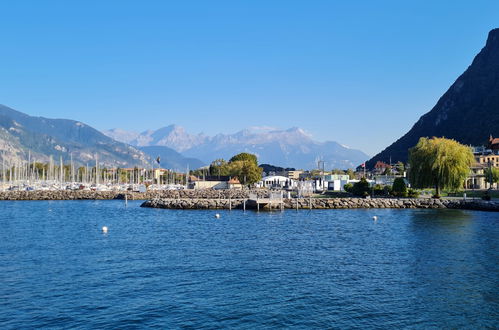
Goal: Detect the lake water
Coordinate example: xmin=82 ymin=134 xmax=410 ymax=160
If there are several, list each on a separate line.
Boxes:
xmin=0 ymin=200 xmax=497 ymax=328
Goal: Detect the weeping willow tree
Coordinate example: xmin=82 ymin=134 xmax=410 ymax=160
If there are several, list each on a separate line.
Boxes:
xmin=408 ymin=137 xmax=474 ymax=197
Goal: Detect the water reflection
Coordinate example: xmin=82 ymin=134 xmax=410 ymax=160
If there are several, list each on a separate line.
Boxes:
xmin=411 ymin=208 xmax=472 ymax=223
xmin=406 ymin=209 xmax=497 ymax=328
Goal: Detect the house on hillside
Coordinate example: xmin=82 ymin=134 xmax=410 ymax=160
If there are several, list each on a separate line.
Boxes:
xmin=488 ymin=135 xmax=499 ymax=151
xmin=373 ymin=161 xmax=391 ymax=175
xmin=465 ymin=140 xmax=499 ymax=189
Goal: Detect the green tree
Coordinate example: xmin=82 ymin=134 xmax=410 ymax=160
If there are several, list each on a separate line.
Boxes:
xmin=395 ymin=161 xmax=405 ymax=174
xmin=392 ymin=177 xmax=408 ymax=197
xmin=209 ymin=159 xmax=230 ymax=177
xmin=228 ymin=160 xmax=262 ymax=185
xmin=229 ymin=153 xmax=257 ymax=165
xmin=224 ymin=153 xmax=262 ymax=184
xmin=346 ymin=168 xmax=356 ymax=180
xmin=408 ymin=137 xmax=474 ymax=197
xmin=373 ymin=184 xmax=385 ymax=196
xmin=351 ymin=178 xmax=370 ymax=197
xmin=407 ymin=188 xmax=420 ymax=198
xmin=484 ymin=167 xmax=499 ymax=187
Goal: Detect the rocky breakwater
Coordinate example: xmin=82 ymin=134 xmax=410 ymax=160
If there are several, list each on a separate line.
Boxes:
xmin=141 ymin=197 xmax=499 ymax=212
xmin=0 ymin=190 xmax=132 ymax=200
xmin=0 ymin=188 xmax=270 ymax=201
xmin=142 ymin=198 xmax=247 ymax=210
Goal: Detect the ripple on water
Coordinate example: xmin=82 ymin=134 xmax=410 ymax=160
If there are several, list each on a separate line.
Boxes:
xmin=0 ymin=201 xmax=497 ymax=328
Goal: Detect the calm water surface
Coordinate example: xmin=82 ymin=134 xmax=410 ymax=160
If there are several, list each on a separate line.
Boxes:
xmin=0 ymin=200 xmax=497 ymax=329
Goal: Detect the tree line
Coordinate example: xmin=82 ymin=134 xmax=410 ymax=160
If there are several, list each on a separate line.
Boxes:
xmin=191 ymin=152 xmax=263 ymax=185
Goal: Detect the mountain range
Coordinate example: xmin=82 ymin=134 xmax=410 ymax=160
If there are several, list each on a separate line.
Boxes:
xmin=11 ymin=27 xmax=497 ymax=171
xmin=104 ymin=126 xmax=369 ymax=169
xmin=367 ymin=28 xmax=499 ymax=168
xmin=6 ymin=27 xmax=497 ymax=171
xmin=0 ymin=105 xmax=206 ymax=170
xmin=0 ymin=104 xmax=148 ymax=167
xmin=0 ymin=104 xmax=368 ymax=170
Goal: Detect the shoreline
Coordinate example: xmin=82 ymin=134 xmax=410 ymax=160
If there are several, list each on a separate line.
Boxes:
xmin=1 ymin=190 xmax=497 ymax=212
xmin=0 ymin=189 xmax=265 ymax=201
xmin=141 ymin=197 xmax=499 ymax=212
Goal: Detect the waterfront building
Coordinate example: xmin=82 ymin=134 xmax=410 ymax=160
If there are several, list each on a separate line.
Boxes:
xmin=286 ymin=170 xmax=303 ymax=180
xmin=298 ymin=171 xmax=312 ymax=180
xmin=189 ymin=175 xmax=242 ymax=189
xmin=373 ymin=161 xmax=392 ymax=175
xmin=324 ymin=174 xmax=349 ymax=181
xmin=466 ymin=139 xmax=499 ymax=189
xmin=258 ymin=175 xmax=296 ymax=189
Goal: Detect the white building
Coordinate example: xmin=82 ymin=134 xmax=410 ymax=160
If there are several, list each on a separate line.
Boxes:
xmin=258 ymin=175 xmax=296 ymax=189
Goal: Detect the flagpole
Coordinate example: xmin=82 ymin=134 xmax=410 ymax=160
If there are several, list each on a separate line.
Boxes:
xmin=155 ymin=156 xmax=161 ymax=185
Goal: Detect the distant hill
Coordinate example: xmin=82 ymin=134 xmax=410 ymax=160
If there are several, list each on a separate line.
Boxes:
xmin=105 ymin=126 xmax=369 ymax=170
xmin=0 ymin=105 xmax=148 ymax=167
xmin=367 ymin=28 xmax=499 ymax=168
xmin=139 ymin=146 xmax=205 ymax=170
xmin=259 ymin=164 xmax=296 ymax=174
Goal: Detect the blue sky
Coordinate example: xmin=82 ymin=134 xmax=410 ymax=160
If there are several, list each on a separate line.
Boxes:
xmin=1 ymin=1 xmax=498 ymax=155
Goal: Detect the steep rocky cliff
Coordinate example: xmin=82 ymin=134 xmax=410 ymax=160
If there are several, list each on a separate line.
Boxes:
xmin=367 ymin=28 xmax=499 ymax=167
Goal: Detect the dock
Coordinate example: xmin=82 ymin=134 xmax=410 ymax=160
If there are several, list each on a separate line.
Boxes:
xmin=248 ymin=192 xmax=284 ymax=211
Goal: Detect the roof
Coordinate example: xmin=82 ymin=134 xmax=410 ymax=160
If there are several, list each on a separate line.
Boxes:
xmin=374 ymin=161 xmax=391 ymax=169
xmin=261 ymin=175 xmax=293 ymax=181
xmin=489 ymin=135 xmax=499 ymax=148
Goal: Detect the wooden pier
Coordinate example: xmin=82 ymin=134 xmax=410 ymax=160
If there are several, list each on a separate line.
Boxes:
xmin=248 ymin=192 xmax=284 ymax=211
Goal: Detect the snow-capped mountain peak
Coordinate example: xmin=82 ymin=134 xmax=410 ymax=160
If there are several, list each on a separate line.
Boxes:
xmin=103 ymin=125 xmax=369 ymax=169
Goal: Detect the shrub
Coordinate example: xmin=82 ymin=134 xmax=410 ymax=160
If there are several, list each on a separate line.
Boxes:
xmin=351 ymin=178 xmax=370 ymax=197
xmin=407 ymin=188 xmax=420 ymax=198
xmin=373 ymin=184 xmax=385 ymax=196
xmin=343 ymin=183 xmax=353 ymax=193
xmin=392 ymin=178 xmax=408 ymax=197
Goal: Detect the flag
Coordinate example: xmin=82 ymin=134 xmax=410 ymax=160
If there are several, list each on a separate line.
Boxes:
xmin=361 ymin=163 xmax=365 ymax=168
xmin=156 ymin=156 xmax=161 ymax=165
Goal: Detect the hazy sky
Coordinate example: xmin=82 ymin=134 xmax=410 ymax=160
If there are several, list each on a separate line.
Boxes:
xmin=1 ymin=1 xmax=498 ymax=155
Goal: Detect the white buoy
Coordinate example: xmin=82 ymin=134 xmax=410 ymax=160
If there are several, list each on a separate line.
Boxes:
xmin=372 ymin=216 xmax=378 ymax=221
xmin=215 ymin=213 xmax=220 ymax=219
xmin=102 ymin=226 xmax=108 ymax=233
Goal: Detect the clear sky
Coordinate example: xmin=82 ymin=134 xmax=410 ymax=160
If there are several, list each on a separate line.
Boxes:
xmin=1 ymin=1 xmax=498 ymax=155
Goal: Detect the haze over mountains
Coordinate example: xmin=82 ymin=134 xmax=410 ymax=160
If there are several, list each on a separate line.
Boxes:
xmin=0 ymin=104 xmax=368 ymax=170
xmin=367 ymin=28 xmax=499 ymax=168
xmin=104 ymin=126 xmax=369 ymax=169
xmin=0 ymin=105 xmax=206 ymax=170
xmin=0 ymin=104 xmax=148 ymax=167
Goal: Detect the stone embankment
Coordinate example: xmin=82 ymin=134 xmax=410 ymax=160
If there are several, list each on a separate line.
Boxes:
xmin=141 ymin=197 xmax=499 ymax=212
xmin=1 ymin=189 xmax=498 ymax=212
xmin=0 ymin=189 xmax=269 ymax=201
